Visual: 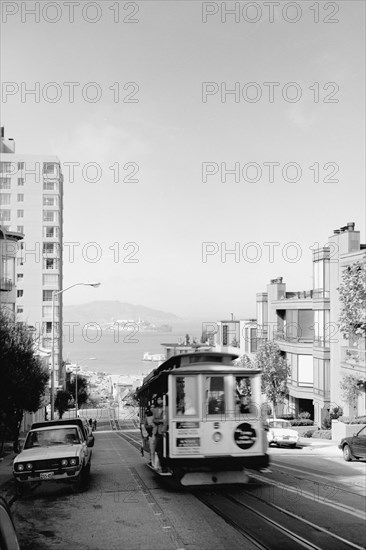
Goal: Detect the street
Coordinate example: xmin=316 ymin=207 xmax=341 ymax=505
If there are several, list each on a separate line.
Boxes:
xmin=10 ymin=428 xmax=366 ymax=550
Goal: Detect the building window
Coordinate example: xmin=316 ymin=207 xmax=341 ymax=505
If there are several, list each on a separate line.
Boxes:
xmin=43 ymin=305 xmax=59 ymax=318
xmin=17 ymin=209 xmax=24 ymax=218
xmin=17 ymin=273 xmax=24 ymax=281
xmin=0 ymin=178 xmax=11 ymax=189
xmin=43 ymin=290 xmax=53 ymax=301
xmin=43 ymin=181 xmax=56 ymax=191
xmin=2 ymin=256 xmax=15 ymax=282
xmin=43 ymin=242 xmax=56 ymax=254
xmin=298 ymin=355 xmax=313 ymax=387
xmin=17 ymin=162 xmax=24 ymax=171
xmin=17 ymin=225 xmax=24 ymax=233
xmin=0 ymin=162 xmax=13 ymax=173
xmin=44 ymin=258 xmax=57 ymax=270
xmin=222 ymin=325 xmax=228 ymax=346
xmin=43 ymin=196 xmax=58 ymax=207
xmin=0 ymin=210 xmax=11 ymax=221
xmin=43 ymin=273 xmax=58 ymax=285
xmin=250 ymin=328 xmax=257 ymax=353
xmin=0 ymin=194 xmax=11 ymax=205
xmin=17 ymin=194 xmax=24 ymax=202
xmin=17 ymin=289 xmax=24 ymax=298
xmin=43 ymin=211 xmax=57 ymax=222
xmin=43 ymin=163 xmax=58 ymax=176
xmin=18 ymin=178 xmax=24 ymax=186
xmin=313 ymin=259 xmax=330 ymax=299
xmin=45 ymin=321 xmax=52 ymax=334
xmin=17 ymin=307 xmax=24 ymax=314
xmin=43 ymin=226 xmax=58 ymax=238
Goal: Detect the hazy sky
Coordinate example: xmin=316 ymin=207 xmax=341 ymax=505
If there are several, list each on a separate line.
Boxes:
xmin=2 ymin=1 xmax=365 ymax=319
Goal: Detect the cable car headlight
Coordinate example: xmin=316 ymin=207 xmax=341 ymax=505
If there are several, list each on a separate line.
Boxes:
xmin=212 ymin=431 xmax=222 ymax=443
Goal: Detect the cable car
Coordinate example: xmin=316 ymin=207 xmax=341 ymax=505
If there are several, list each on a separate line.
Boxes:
xmin=137 ymin=352 xmax=269 ymax=486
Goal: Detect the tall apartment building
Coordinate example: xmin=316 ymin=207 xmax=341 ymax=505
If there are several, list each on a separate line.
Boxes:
xmin=0 ymin=128 xmax=64 ymax=390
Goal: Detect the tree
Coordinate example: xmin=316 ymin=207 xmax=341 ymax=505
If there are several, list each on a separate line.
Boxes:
xmin=54 ymin=390 xmax=71 ymax=419
xmin=255 ymin=341 xmax=291 ymax=418
xmin=338 ymin=257 xmax=366 ymax=339
xmin=340 ymin=374 xmax=363 ymax=421
xmin=233 ymin=354 xmax=254 ymax=369
xmin=66 ymin=375 xmax=89 ymax=408
xmin=0 ymin=309 xmax=49 ymax=446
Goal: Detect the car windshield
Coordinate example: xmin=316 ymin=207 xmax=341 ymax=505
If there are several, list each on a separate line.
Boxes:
xmin=269 ymin=421 xmax=291 ymax=429
xmin=24 ymin=427 xmax=81 ymax=449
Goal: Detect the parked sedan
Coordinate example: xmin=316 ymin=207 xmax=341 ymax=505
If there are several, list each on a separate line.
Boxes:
xmin=13 ymin=424 xmax=92 ymax=494
xmin=338 ymin=425 xmax=366 ymax=461
xmin=267 ymin=419 xmax=299 ymax=448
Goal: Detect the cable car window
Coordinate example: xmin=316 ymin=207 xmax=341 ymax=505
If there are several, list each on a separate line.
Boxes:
xmin=235 ymin=377 xmax=252 ymax=414
xmin=175 ymin=376 xmax=198 ymax=415
xmin=205 ymin=376 xmax=225 ymax=414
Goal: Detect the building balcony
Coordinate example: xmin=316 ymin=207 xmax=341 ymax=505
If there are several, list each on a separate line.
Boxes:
xmin=280 ymin=290 xmax=313 ymax=300
xmin=274 ymin=330 xmax=313 ymax=344
xmin=0 ymin=277 xmax=13 ymax=291
xmin=341 ymin=347 xmax=366 ymax=369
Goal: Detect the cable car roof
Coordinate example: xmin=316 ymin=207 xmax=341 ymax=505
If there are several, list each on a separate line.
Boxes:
xmin=137 ymin=352 xmax=261 ymax=394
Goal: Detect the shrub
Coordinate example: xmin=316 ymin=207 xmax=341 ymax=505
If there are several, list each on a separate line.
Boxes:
xmin=311 ymin=430 xmax=331 ymax=439
xmin=290 ymin=419 xmax=314 ymax=426
xmin=303 ymin=429 xmax=331 ymax=439
xmin=323 ymin=406 xmax=344 ymax=429
xmin=303 ymin=429 xmax=317 ymax=438
xmin=338 ymin=415 xmax=366 ymax=425
xmin=298 ymin=411 xmax=311 ymax=419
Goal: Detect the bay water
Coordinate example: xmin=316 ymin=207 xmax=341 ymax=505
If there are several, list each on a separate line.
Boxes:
xmin=63 ymin=320 xmax=203 ymax=377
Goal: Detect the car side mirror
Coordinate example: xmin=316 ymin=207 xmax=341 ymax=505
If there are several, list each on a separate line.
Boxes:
xmin=87 ymin=437 xmax=94 ymax=448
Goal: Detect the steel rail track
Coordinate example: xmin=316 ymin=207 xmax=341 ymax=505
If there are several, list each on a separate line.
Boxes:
xmin=194 ymin=490 xmax=364 ymax=550
xmin=118 ymin=431 xmax=364 ymax=550
xmin=268 ymin=460 xmax=366 ymax=499
xmin=249 ymin=471 xmax=366 ymax=521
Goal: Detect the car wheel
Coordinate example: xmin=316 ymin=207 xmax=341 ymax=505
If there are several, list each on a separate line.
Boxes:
xmin=343 ymin=444 xmax=353 ymax=462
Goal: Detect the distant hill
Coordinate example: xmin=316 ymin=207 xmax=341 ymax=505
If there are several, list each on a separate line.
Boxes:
xmin=63 ymin=301 xmax=181 ymax=326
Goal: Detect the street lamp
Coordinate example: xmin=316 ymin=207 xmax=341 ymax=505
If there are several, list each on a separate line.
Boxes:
xmin=50 ymin=282 xmax=101 ymax=420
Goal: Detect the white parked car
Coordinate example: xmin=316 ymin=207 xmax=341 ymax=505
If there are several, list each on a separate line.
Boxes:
xmin=13 ymin=424 xmax=92 ymax=494
xmin=267 ymin=419 xmax=299 ymax=448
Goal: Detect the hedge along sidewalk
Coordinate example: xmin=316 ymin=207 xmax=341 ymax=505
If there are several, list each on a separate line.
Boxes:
xmin=0 ymin=450 xmax=16 ymax=503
